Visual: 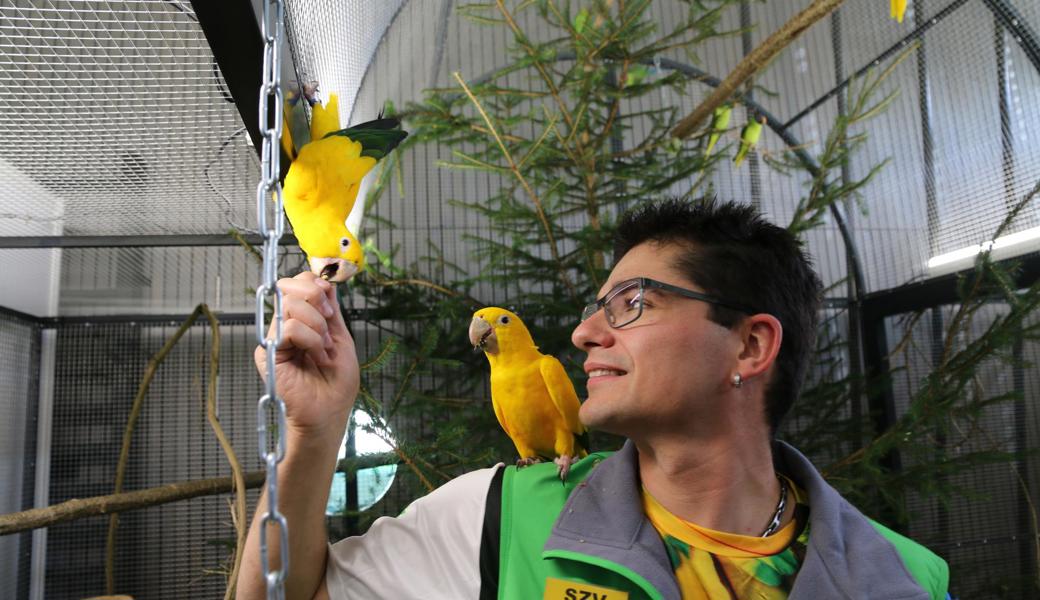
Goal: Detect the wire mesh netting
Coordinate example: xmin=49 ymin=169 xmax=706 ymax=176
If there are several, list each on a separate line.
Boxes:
xmin=31 ymin=316 xmax=429 ymax=599
xmin=0 ymin=311 xmax=40 ymax=600
xmin=41 ymin=319 xmax=263 ymax=599
xmin=0 ymin=0 xmax=258 ymax=238
xmin=884 ymin=304 xmax=1040 ymax=598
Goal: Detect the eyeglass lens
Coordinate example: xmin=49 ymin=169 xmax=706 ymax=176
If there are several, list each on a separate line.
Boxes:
xmin=604 ymin=280 xmax=643 ymax=327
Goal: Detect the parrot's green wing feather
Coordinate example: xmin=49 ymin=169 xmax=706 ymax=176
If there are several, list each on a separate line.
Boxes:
xmin=539 ymin=355 xmax=586 ymax=448
xmin=323 ymin=117 xmax=409 ymax=160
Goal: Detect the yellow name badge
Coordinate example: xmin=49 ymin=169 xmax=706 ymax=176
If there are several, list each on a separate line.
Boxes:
xmin=544 ymin=577 xmax=629 ymax=600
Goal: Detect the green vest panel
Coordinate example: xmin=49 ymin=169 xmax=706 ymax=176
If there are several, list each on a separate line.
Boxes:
xmin=498 ymin=452 xmax=662 ymax=600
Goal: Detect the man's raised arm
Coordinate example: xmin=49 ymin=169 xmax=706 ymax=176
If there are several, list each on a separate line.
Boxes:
xmin=237 ymin=272 xmax=360 ymax=600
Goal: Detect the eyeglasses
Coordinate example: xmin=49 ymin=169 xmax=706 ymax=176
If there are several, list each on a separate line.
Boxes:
xmin=580 ymin=277 xmax=757 ymax=329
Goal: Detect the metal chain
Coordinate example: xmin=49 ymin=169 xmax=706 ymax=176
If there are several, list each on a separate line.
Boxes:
xmin=256 ymin=0 xmax=288 ymax=598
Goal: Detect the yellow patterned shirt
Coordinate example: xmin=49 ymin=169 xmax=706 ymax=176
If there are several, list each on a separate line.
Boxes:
xmin=641 ymin=476 xmax=810 ymax=600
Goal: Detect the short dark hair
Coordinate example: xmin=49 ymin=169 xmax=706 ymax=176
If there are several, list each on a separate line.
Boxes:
xmin=614 ymin=197 xmax=823 ymax=435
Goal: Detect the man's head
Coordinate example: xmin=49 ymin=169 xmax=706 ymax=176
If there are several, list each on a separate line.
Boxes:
xmin=571 ymin=197 xmax=823 ymax=437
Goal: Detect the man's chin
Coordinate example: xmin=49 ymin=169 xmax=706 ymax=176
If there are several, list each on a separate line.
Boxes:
xmin=578 ymin=400 xmax=624 ymax=436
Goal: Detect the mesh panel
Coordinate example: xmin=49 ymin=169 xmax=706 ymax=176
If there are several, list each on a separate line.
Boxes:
xmin=55 ymin=245 xmax=306 ymax=316
xmin=283 ymin=0 xmax=406 ymax=123
xmin=44 ymin=319 xmax=264 ymax=599
xmin=0 ymin=311 xmax=40 ymax=600
xmin=36 ymin=316 xmax=423 ymax=598
xmin=885 ymin=305 xmax=1040 ymax=598
xmin=0 ymin=1 xmax=257 ymax=237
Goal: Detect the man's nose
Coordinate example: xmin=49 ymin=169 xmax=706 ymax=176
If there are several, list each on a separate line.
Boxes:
xmin=572 ymin=308 xmax=613 ymax=351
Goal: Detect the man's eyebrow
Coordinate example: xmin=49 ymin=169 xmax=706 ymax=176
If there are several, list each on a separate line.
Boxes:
xmin=597 ymin=279 xmax=627 ymax=297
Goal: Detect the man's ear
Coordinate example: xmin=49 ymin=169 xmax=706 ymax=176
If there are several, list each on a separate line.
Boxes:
xmin=736 ymin=313 xmax=782 ymax=382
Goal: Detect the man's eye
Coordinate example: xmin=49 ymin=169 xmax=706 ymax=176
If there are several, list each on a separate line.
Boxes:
xmin=621 ymin=291 xmax=642 ymax=310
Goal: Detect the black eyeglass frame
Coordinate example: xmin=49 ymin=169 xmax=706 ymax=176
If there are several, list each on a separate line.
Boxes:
xmin=580 ymin=277 xmax=758 ymax=329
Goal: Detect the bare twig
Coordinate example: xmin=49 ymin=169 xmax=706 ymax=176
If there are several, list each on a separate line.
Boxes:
xmin=228 ymin=229 xmax=263 ymax=264
xmin=106 ymin=305 xmax=207 ymax=595
xmin=198 ymin=306 xmax=246 ymax=600
xmin=366 ymin=274 xmax=481 ymax=308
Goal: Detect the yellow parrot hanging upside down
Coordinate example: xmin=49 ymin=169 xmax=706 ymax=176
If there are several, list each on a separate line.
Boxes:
xmin=282 ymin=93 xmax=407 ymax=283
xmin=469 ymin=307 xmax=590 ymax=481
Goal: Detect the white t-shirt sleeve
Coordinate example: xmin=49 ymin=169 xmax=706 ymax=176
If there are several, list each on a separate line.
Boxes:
xmin=325 ymin=464 xmax=503 ymax=600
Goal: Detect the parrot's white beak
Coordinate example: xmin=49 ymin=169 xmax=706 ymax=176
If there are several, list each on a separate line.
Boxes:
xmin=469 ymin=317 xmax=498 ymax=354
xmin=309 ymin=257 xmax=359 ymax=283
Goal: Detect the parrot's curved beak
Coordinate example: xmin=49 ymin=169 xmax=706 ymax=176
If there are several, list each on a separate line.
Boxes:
xmin=309 ymin=257 xmax=360 ymax=283
xmin=468 ymin=317 xmax=498 ymax=354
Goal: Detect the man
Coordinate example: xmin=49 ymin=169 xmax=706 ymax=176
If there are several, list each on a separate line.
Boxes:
xmin=238 ymin=198 xmax=949 ymax=599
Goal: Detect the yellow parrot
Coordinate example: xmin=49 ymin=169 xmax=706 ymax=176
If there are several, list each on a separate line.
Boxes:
xmin=891 ymin=0 xmax=907 ymax=23
xmin=469 ymin=307 xmax=590 ymax=480
xmin=282 ymin=93 xmax=407 ymax=282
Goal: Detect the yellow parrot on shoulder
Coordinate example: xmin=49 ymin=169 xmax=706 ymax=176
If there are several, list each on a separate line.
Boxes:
xmin=282 ymin=92 xmax=407 ymax=282
xmin=469 ymin=307 xmax=590 ymax=481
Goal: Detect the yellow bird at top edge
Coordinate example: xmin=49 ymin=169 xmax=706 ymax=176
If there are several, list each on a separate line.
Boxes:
xmin=891 ymin=0 xmax=908 ymax=23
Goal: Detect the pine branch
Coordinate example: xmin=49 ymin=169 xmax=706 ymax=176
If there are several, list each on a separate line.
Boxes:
xmin=452 ymin=70 xmax=579 ymax=302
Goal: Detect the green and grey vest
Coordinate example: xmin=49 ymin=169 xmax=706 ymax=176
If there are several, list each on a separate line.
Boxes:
xmin=479 ymin=441 xmax=949 ymax=600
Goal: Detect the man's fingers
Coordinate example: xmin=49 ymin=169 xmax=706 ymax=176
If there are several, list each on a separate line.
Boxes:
xmin=279 ymin=319 xmax=331 ymax=366
xmin=282 ymin=295 xmax=330 ymax=341
xmin=322 ymin=284 xmax=350 ymax=337
xmin=278 ymin=274 xmax=337 ymax=320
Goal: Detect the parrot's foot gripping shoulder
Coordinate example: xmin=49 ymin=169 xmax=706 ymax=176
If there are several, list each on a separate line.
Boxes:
xmin=516 ymin=457 xmax=543 ymax=469
xmin=554 ymin=455 xmax=581 ymax=482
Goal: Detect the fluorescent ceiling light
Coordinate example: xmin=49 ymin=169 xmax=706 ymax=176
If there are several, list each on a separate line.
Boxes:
xmin=927 ymin=224 xmax=1040 ymax=275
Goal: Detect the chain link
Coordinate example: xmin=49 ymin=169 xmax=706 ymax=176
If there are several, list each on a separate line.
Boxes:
xmin=256 ymin=0 xmax=287 ymax=598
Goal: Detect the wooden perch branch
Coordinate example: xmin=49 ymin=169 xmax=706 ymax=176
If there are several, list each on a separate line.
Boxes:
xmin=671 ymin=0 xmax=848 ymax=139
xmin=0 ymin=453 xmax=397 ymax=537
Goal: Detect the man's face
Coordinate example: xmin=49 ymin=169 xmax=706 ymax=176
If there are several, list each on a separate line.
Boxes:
xmin=571 ymin=241 xmax=741 ymax=437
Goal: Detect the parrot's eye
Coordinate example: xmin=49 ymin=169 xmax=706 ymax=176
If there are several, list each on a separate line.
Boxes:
xmin=340 ymin=237 xmax=350 ymax=248
xmin=498 ymin=315 xmax=510 ymax=325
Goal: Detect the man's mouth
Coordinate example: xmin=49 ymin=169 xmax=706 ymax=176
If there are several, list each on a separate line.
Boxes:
xmin=588 ymin=368 xmax=626 ymax=378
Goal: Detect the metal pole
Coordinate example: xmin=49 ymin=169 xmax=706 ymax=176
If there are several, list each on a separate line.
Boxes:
xmin=740 ymin=1 xmax=762 ymax=211
xmin=830 ymin=6 xmax=865 ymax=451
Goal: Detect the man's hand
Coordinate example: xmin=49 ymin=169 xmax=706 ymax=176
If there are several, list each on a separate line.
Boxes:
xmin=239 ymin=272 xmax=356 ymax=600
xmin=254 ymin=272 xmax=360 ymax=446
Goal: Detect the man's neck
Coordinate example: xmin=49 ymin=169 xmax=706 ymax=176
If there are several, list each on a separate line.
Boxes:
xmin=635 ymin=433 xmax=792 ymax=537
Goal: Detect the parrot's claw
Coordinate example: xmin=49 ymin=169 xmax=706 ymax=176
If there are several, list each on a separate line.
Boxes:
xmin=516 ymin=457 xmax=542 ymax=468
xmin=554 ymin=455 xmax=579 ymax=482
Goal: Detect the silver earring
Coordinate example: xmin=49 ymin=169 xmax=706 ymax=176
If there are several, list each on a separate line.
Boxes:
xmin=732 ymin=373 xmax=743 ymax=388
